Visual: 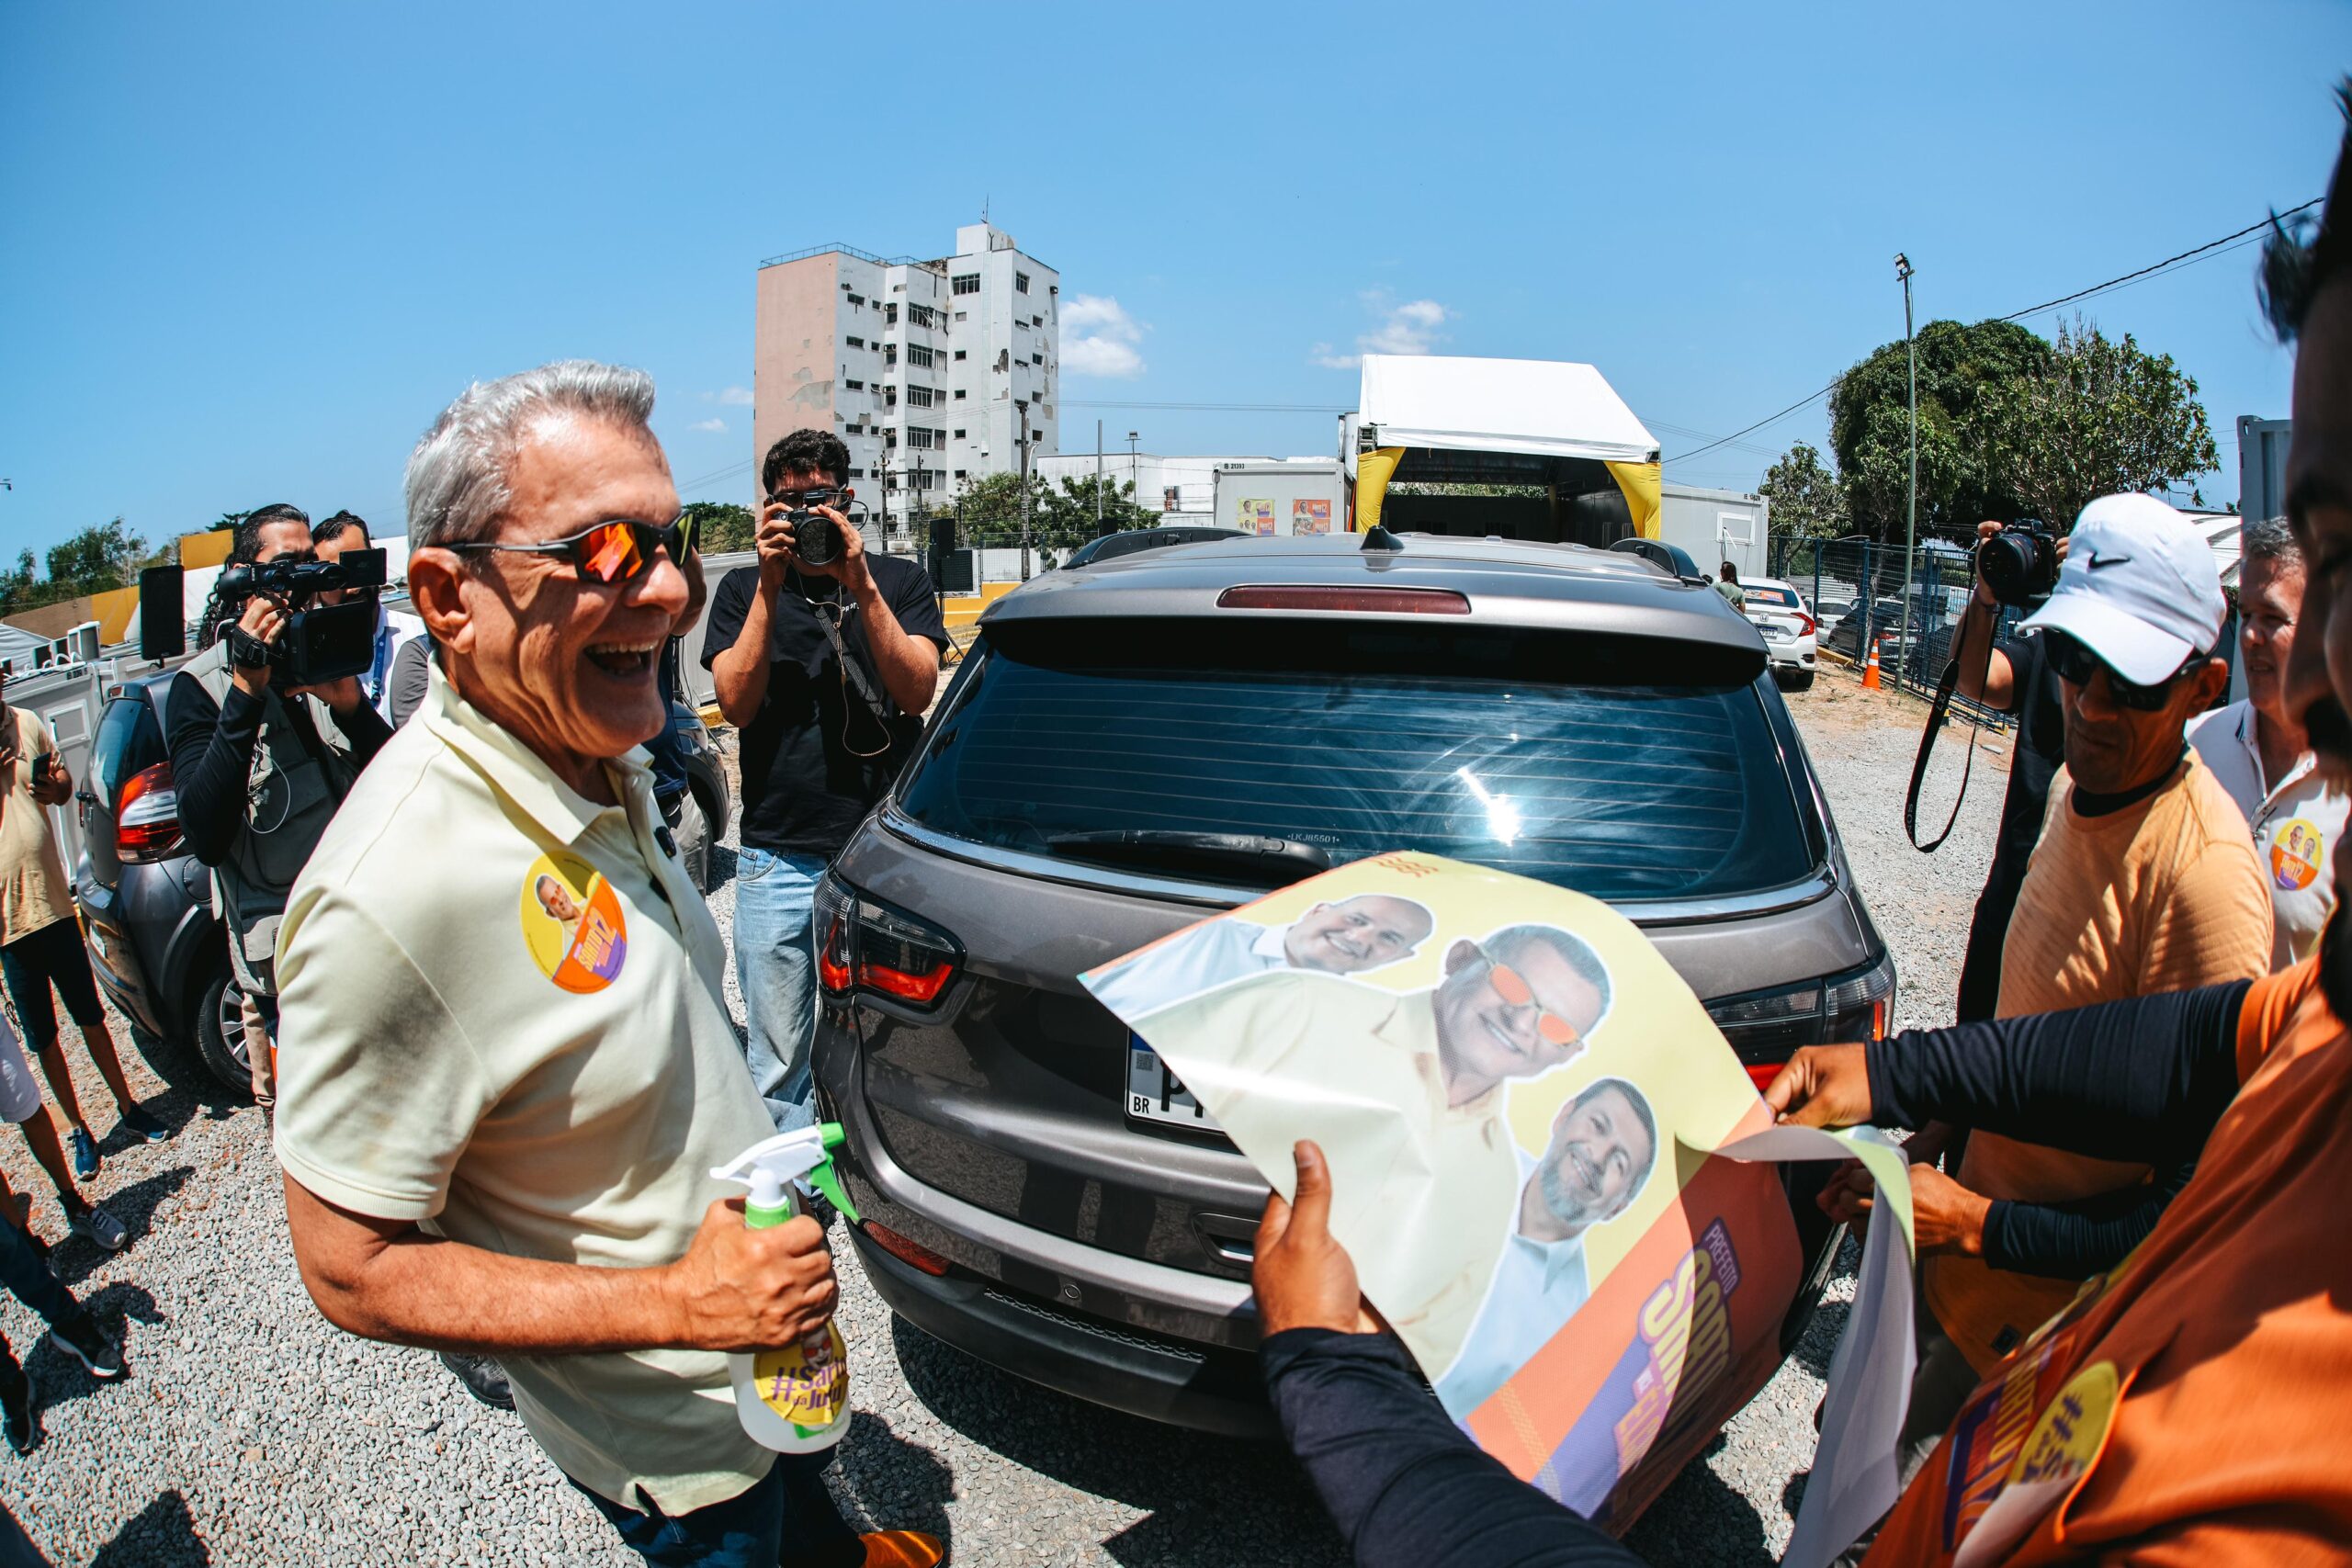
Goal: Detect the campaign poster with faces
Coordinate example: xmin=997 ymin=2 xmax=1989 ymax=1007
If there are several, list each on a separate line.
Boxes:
xmin=1081 ymin=851 xmax=1804 ymax=1527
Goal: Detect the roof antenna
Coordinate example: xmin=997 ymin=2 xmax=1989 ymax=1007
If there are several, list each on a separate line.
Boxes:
xmin=1361 ymin=524 xmax=1405 ymax=552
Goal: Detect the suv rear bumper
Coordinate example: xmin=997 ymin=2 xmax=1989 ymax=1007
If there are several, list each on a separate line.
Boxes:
xmin=848 ymin=1225 xmax=1277 ymax=1438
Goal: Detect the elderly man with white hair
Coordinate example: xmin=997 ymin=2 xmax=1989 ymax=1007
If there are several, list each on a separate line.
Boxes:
xmin=271 ymin=363 xmax=942 ymax=1568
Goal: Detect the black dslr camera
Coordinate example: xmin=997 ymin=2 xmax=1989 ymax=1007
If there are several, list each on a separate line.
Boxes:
xmin=772 ymin=489 xmax=850 ymax=569
xmin=216 ymin=548 xmax=387 ymax=686
xmin=1976 ymin=519 xmax=2061 ymax=607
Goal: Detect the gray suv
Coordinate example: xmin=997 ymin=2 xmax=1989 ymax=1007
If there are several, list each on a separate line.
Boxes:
xmin=813 ymin=534 xmax=1887 ymax=1467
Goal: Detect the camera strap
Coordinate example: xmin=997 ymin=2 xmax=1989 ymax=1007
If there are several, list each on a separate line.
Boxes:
xmin=1905 ymin=604 xmax=1999 ymax=852
xmin=809 ymin=595 xmax=896 ymax=760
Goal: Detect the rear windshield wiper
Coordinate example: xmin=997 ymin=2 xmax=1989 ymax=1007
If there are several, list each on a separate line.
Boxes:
xmin=1043 ymin=829 xmax=1333 ymax=886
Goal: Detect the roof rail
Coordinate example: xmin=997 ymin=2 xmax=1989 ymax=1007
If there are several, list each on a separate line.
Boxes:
xmin=759 ymin=243 xmax=927 ymax=270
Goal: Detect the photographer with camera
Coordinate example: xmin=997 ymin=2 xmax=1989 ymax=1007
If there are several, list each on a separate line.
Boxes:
xmin=1944 ymin=516 xmax=2073 ymax=1021
xmin=167 ymin=503 xmax=394 ymax=1111
xmin=705 ymin=430 xmax=945 ymax=1133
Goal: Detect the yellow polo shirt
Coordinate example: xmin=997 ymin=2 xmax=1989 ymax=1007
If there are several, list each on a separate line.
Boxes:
xmin=273 ymin=667 xmax=776 ymax=1514
xmin=1133 ymin=970 xmax=1521 ymax=1378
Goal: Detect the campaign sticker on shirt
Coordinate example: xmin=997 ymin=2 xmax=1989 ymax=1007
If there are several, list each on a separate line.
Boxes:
xmin=518 ymin=852 xmax=628 ymax=993
xmin=1951 ymin=1359 xmax=2124 ymax=1568
xmin=2272 ymin=818 xmax=2324 ymax=891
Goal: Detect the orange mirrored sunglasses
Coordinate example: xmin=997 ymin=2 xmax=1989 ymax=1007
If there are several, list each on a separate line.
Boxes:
xmin=1487 ymin=960 xmax=1583 ymax=1047
xmin=448 ymin=514 xmax=693 ymax=585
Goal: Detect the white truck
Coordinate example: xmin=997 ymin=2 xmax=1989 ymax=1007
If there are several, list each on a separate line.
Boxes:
xmin=1207 ymin=460 xmax=1350 ymax=537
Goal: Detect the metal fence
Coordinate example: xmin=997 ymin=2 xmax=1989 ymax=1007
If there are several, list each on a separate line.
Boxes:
xmin=1767 ymin=535 xmax=2023 ymax=726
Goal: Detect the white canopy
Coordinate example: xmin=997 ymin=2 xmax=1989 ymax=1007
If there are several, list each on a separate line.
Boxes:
xmin=1357 ymin=354 xmax=1659 ymax=467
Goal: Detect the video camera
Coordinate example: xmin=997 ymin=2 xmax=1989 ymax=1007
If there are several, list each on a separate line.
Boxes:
xmin=216 ymin=547 xmax=387 ymax=687
xmin=1976 ymin=519 xmax=2061 ymax=607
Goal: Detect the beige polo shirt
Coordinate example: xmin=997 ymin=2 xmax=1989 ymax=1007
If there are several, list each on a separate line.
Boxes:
xmin=1132 ymin=970 xmax=1521 ymax=1379
xmin=0 ymin=708 xmax=72 ymax=946
xmin=273 ymin=667 xmax=776 ymax=1514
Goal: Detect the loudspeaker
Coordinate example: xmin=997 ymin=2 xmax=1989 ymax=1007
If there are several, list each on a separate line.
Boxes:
xmin=139 ymin=565 xmax=185 ymax=661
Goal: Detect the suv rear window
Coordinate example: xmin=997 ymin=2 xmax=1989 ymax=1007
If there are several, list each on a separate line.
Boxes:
xmin=89 ymin=691 xmax=164 ymax=812
xmin=899 ymin=623 xmax=1815 ymax=902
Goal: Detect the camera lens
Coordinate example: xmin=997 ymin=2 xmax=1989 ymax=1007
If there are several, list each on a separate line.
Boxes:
xmin=795 ymin=513 xmax=842 ymax=568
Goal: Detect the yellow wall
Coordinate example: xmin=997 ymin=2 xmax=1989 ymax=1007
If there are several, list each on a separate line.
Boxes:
xmin=941 ymin=580 xmax=1020 ymax=628
xmin=179 ymin=529 xmax=234 ymax=569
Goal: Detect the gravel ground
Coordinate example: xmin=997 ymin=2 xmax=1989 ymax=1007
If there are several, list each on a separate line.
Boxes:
xmin=4 ymin=672 xmax=2002 ymax=1566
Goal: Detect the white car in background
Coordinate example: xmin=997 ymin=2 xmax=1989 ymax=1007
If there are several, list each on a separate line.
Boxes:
xmin=1741 ymin=576 xmax=1818 ymax=689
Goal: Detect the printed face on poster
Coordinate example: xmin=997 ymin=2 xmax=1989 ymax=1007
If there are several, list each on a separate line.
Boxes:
xmin=1294 ymin=499 xmax=1332 ymax=535
xmin=1082 ymin=852 xmax=1802 ymax=1526
xmin=1238 ymin=498 xmax=1276 ymax=536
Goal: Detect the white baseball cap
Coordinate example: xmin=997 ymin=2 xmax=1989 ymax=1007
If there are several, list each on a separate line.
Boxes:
xmin=2018 ymin=493 xmax=2227 ymax=686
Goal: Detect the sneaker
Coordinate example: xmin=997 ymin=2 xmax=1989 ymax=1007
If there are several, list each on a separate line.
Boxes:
xmin=118 ymin=1105 xmax=167 ymax=1144
xmin=436 ymin=1351 xmax=514 ymax=1411
xmin=51 ymin=1311 xmax=122 ymax=1382
xmin=857 ymin=1531 xmax=946 ymax=1568
xmin=67 ymin=1127 xmax=97 ymax=1181
xmin=65 ymin=1202 xmax=126 ymax=1252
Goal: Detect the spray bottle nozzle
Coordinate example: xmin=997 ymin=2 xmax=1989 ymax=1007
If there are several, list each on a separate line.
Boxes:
xmin=709 ymin=1122 xmax=863 ymax=1225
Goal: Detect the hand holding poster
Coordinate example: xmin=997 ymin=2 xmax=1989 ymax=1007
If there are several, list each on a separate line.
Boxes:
xmin=1082 ymin=852 xmax=1915 ymax=1557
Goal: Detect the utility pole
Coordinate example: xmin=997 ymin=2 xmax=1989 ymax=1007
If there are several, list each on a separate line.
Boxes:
xmin=1895 ymin=252 xmax=1918 ymax=688
xmin=1127 ymin=430 xmax=1141 ymax=518
xmin=1017 ymin=400 xmax=1033 ymax=581
xmin=1096 ymin=418 xmax=1106 ymax=536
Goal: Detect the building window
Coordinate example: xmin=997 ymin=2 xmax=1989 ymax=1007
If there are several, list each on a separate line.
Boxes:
xmin=1014 ymin=271 xmax=1031 ymax=294
xmin=953 ymin=349 xmax=967 ymax=361
xmin=885 ymin=344 xmax=898 ymax=367
xmin=847 ymin=294 xmax=864 ymax=307
xmin=955 ymin=469 xmax=967 ymax=480
xmin=845 ymin=336 xmax=864 ymax=348
xmin=1031 ymin=353 xmax=1044 ymax=366
xmin=954 ymin=310 xmax=967 ymax=321
xmin=907 ymin=344 xmax=933 ymax=369
xmin=845 ymin=378 xmax=865 ymax=391
xmin=954 ymin=389 xmax=967 ymax=400
xmin=953 ymin=272 xmax=979 ymax=295
xmin=886 ymin=388 xmax=899 ymax=407
xmin=850 ymin=468 xmax=866 ymax=479
xmin=953 ymin=428 xmax=966 ymax=438
xmin=885 ymin=304 xmax=899 ymax=325
xmin=908 ymin=386 xmax=936 ymax=408
xmin=909 ymin=304 xmax=935 ymax=329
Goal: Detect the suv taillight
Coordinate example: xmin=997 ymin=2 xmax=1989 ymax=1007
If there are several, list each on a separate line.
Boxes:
xmin=1707 ymin=950 xmax=1897 ymax=1091
xmin=116 ymin=761 xmax=182 ymax=863
xmin=814 ymin=874 xmax=962 ymax=1008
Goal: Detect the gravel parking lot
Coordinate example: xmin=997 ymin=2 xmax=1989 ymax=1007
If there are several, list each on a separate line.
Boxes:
xmin=6 ymin=674 xmax=2003 ymax=1566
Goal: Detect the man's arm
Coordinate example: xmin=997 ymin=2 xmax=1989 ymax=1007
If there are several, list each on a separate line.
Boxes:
xmin=1870 ymin=982 xmax=2251 ymax=1161
xmin=321 ymin=687 xmax=395 ymax=770
xmin=1255 ymin=1144 xmax=1637 ymax=1568
xmin=284 ymin=1176 xmax=839 ymax=1356
xmin=848 ymin=563 xmax=941 ymax=716
xmin=1981 ymin=1153 xmax=2199 ymax=1278
xmin=164 ymin=671 xmax=262 ymax=866
xmin=388 ymin=637 xmax=433 ymax=728
xmin=708 ymin=569 xmax=776 ymax=730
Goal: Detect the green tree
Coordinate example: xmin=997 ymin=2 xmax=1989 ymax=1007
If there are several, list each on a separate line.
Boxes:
xmin=1038 ymin=475 xmax=1156 ymax=541
xmin=1827 ymin=318 xmax=2052 ymax=537
xmin=44 ymin=517 xmax=154 ymax=595
xmin=1758 ymin=442 xmax=1850 ymax=541
xmin=1974 ymin=317 xmax=2220 ymax=528
xmin=683 ymin=501 xmax=756 ymax=555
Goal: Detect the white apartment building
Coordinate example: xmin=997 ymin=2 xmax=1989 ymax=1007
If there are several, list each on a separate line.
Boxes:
xmin=753 ymin=223 xmax=1058 ymax=516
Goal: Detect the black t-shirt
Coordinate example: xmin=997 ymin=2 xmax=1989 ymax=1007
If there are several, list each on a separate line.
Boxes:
xmin=702 ymin=557 xmax=947 ymax=855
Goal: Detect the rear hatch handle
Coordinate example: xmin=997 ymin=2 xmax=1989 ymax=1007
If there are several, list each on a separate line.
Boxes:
xmin=1045 ymin=830 xmax=1333 ymax=885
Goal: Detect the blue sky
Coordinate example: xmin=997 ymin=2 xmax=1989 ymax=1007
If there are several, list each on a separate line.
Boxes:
xmin=3 ymin=1 xmax=2346 ymax=566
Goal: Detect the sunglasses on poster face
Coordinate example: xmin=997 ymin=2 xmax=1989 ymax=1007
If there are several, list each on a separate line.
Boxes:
xmin=448 ymin=513 xmax=695 ymax=585
xmin=1485 ymin=955 xmax=1584 ymax=1048
xmin=2043 ymin=629 xmax=2195 ymax=712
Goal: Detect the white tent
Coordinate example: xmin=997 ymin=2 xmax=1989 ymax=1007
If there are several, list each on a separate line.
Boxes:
xmin=1354 ymin=354 xmax=1659 ymax=466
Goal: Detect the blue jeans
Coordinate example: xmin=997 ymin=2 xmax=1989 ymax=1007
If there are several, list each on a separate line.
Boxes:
xmin=572 ymin=1452 xmax=859 ymax=1568
xmin=733 ymin=848 xmax=830 ymax=1134
xmin=0 ymin=1214 xmax=70 ymax=1329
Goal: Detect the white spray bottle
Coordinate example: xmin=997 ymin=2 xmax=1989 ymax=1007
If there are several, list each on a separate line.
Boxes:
xmin=708 ymin=1122 xmax=862 ymax=1453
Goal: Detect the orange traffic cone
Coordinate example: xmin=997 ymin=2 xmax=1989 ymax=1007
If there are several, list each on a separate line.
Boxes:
xmin=1862 ymin=637 xmax=1883 ymax=690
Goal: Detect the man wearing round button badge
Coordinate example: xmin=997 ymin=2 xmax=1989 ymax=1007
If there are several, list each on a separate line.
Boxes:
xmin=271 ymin=363 xmax=941 ymax=1568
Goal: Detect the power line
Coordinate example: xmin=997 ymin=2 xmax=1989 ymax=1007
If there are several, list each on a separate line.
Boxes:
xmin=1662 ymin=198 xmax=2321 ymax=468
xmin=1063 ymin=399 xmax=1349 ymax=412
xmin=1997 ymin=199 xmax=2318 ymax=321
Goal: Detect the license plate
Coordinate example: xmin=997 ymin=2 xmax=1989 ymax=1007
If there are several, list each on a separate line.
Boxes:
xmin=1125 ymin=1034 xmax=1222 ymax=1132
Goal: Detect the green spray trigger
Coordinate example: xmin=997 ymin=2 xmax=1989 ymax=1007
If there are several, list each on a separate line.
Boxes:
xmin=710 ymin=1122 xmax=862 ymax=1226
xmin=808 ymin=1122 xmax=860 ymax=1224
